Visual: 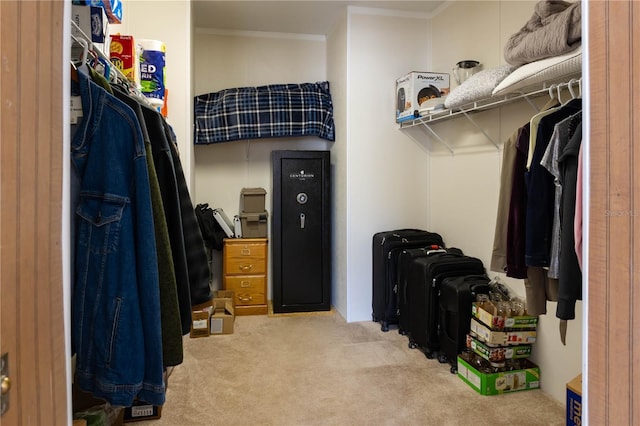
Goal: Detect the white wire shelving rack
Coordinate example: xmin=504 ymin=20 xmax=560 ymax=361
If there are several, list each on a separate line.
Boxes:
xmin=398 ymin=75 xmax=582 ymax=154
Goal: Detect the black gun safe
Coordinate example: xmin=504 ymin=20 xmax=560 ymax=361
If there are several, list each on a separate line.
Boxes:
xmin=271 ymin=150 xmax=331 ymax=313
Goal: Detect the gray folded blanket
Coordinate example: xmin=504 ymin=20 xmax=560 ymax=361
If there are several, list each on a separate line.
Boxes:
xmin=504 ymin=0 xmax=581 ymax=66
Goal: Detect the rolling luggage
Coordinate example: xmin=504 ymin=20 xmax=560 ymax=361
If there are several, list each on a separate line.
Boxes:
xmin=372 ymin=229 xmax=444 ymax=332
xmin=406 ymin=251 xmax=485 ymax=358
xmin=439 ymin=274 xmax=491 ymax=373
xmin=396 ymin=246 xmax=447 ymax=336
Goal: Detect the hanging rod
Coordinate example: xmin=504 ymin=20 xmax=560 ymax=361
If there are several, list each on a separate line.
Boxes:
xmin=398 ymin=75 xmax=582 ymax=152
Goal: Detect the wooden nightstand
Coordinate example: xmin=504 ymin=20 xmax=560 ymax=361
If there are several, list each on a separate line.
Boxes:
xmin=222 ymin=238 xmax=268 ymax=315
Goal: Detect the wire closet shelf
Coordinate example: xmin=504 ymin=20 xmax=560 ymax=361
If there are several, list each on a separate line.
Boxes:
xmin=398 ymin=75 xmax=582 ymax=153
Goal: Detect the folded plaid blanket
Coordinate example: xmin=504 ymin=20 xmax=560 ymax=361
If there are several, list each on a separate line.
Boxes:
xmin=194 ymin=81 xmax=335 ymax=144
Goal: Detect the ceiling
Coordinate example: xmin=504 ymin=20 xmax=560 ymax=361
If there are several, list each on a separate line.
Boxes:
xmin=192 ymin=1 xmax=448 ymax=35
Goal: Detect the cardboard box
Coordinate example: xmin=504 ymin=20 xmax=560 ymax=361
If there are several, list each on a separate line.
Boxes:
xmin=190 ymin=304 xmax=212 ymax=338
xmin=240 ymin=211 xmax=268 ymax=238
xmin=469 ymin=318 xmax=537 ymax=346
xmin=466 ymin=334 xmax=532 ymax=363
xmin=241 ymin=187 xmax=267 ymax=213
xmin=74 ymin=0 xmax=123 ymax=24
xmin=567 ymin=374 xmax=582 ymax=426
xmin=210 ymin=299 xmax=235 ymax=334
xmin=457 ymin=356 xmax=541 ymax=395
xmin=213 ymin=290 xmax=235 ymax=302
xmin=122 ymin=401 xmax=162 ymax=423
xmin=71 ymin=5 xmax=110 ymax=55
xmin=472 ymin=303 xmax=538 ymax=330
xmin=396 ymin=71 xmax=450 ymax=122
xmin=110 ymin=35 xmax=137 ymax=84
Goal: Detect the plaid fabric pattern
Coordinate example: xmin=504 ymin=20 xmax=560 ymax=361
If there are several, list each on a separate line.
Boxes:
xmin=194 ymin=81 xmax=335 ymax=144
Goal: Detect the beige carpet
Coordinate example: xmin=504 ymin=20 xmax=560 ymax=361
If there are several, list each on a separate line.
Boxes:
xmin=130 ymin=312 xmax=564 ymax=426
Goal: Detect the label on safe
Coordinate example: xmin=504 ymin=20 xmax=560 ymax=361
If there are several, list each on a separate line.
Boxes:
xmin=289 ymin=169 xmax=315 ymax=180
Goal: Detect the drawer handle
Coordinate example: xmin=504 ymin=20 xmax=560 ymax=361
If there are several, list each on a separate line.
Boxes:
xmin=238 ymin=295 xmax=253 ymax=302
xmin=239 ymin=264 xmax=253 ymax=271
xmin=241 ymin=248 xmax=251 ymax=256
xmin=240 ymin=281 xmax=251 ymax=288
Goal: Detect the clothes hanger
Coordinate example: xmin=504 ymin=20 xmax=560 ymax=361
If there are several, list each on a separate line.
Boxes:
xmin=556 ymin=84 xmax=563 ymax=104
xmin=567 ymin=79 xmax=578 ymax=99
xmin=548 ymin=84 xmax=557 ymax=100
xmin=71 ymin=36 xmax=89 ymax=76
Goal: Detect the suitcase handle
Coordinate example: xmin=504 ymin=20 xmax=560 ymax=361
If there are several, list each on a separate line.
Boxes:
xmin=462 ymin=275 xmax=489 ymax=281
xmin=426 ymin=248 xmax=447 ymax=255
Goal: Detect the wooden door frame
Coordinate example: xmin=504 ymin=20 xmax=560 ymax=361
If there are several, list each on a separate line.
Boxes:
xmin=1 ymin=1 xmax=637 ymax=425
xmin=0 ymin=1 xmax=68 ymax=424
xmin=587 ymin=0 xmax=640 ymax=424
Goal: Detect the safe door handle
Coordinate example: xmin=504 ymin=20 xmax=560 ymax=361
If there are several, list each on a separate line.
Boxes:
xmin=300 ymin=213 xmax=305 ymax=229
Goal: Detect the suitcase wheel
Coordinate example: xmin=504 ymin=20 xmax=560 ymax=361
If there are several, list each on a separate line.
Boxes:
xmin=398 ymin=328 xmax=407 ymax=336
xmin=450 ymin=365 xmax=458 ymax=374
xmin=408 ymin=341 xmax=418 ymax=350
xmin=437 ymin=353 xmax=448 ymax=364
xmin=425 ymin=350 xmax=436 ymax=360
xmin=380 ymin=321 xmax=389 ymax=332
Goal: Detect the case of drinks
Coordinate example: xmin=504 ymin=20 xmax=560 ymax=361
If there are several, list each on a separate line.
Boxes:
xmin=457 ymin=353 xmax=541 ymax=395
xmin=458 ymin=280 xmax=541 ymax=395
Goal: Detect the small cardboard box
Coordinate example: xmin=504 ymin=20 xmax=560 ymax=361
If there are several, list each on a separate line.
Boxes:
xmin=241 ymin=187 xmax=267 ymax=213
xmin=472 ymin=303 xmax=538 ymax=330
xmin=71 ymin=5 xmax=110 ymax=55
xmin=396 ymin=71 xmax=450 ymax=122
xmin=213 ymin=290 xmax=235 ymax=302
xmin=240 ymin=211 xmax=268 ymax=238
xmin=110 ymin=35 xmax=137 ymax=84
xmin=566 ymin=374 xmax=582 ymax=426
xmin=457 ymin=356 xmax=541 ymax=395
xmin=123 ymin=401 xmax=162 ymax=423
xmin=190 ymin=304 xmax=212 ymax=338
xmin=466 ymin=334 xmax=532 ymax=363
xmin=77 ymin=0 xmax=123 ymax=24
xmin=210 ymin=299 xmax=235 ymax=335
xmin=469 ymin=318 xmax=537 ymax=346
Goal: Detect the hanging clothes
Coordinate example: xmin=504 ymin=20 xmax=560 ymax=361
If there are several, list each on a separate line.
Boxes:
xmin=493 ymin=91 xmax=583 ymax=317
xmin=112 ymin=87 xmax=184 ymax=367
xmin=557 ymin=120 xmax=583 ymax=321
xmin=162 ymin=119 xmax=212 ymax=307
xmin=71 ymin=69 xmax=165 ymax=406
xmin=490 ymin=127 xmax=522 ymax=274
xmin=142 ymin=105 xmax=195 ymax=334
xmin=524 ymin=98 xmax=582 ymax=269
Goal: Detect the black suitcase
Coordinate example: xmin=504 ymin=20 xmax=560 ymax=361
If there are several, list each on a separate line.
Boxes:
xmin=406 ymin=251 xmax=485 ymax=358
xmin=396 ymin=246 xmax=447 ymax=336
xmin=372 ymin=229 xmax=444 ymax=332
xmin=439 ymin=275 xmax=491 ymax=373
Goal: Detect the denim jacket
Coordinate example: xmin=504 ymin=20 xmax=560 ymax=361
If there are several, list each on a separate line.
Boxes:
xmin=71 ymin=71 xmax=165 ymax=406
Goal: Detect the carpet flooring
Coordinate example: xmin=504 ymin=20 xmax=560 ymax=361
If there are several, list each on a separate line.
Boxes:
xmin=130 ymin=311 xmax=564 ymax=426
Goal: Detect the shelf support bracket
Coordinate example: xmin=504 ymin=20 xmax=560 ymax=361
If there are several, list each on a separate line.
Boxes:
xmin=460 ymin=110 xmax=500 ymax=150
xmin=522 ymin=95 xmax=540 ymax=114
xmin=420 ymin=123 xmax=454 ymax=154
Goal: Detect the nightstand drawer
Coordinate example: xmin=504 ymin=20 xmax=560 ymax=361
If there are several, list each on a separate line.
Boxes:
xmin=224 ymin=275 xmax=266 ymax=306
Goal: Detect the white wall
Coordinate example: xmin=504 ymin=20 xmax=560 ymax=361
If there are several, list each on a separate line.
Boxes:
xmin=192 ymin=30 xmax=333 ymax=293
xmin=346 ymin=9 xmax=432 ymax=321
xmin=428 ymin=0 xmax=582 ymax=404
xmin=326 ymin=13 xmax=349 ymax=317
xmin=111 ymin=0 xmax=194 ymax=190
